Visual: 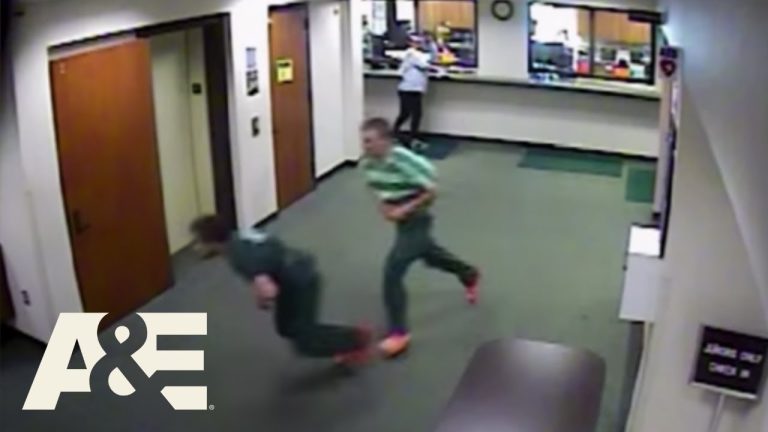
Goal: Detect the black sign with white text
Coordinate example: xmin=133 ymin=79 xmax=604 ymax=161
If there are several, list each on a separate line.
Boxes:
xmin=692 ymin=326 xmax=768 ymax=399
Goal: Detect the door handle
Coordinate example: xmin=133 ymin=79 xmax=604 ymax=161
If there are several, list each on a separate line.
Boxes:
xmin=72 ymin=210 xmax=91 ymax=235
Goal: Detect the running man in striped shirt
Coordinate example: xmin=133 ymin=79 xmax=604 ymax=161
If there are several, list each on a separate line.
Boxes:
xmin=360 ymin=118 xmax=480 ymax=358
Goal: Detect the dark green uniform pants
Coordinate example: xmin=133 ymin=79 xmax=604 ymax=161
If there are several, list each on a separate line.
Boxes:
xmin=275 ymin=255 xmax=361 ymax=357
xmin=384 ymin=212 xmax=476 ymax=332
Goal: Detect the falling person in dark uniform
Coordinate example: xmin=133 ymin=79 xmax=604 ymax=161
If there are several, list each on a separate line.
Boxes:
xmin=190 ymin=215 xmax=372 ymax=366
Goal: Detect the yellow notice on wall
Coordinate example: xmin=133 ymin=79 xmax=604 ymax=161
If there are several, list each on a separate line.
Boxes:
xmin=276 ymin=58 xmax=294 ymax=84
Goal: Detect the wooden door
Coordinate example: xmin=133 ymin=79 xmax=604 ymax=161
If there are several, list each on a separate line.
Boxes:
xmin=269 ymin=4 xmax=314 ymax=209
xmin=51 ymin=40 xmax=171 ymax=327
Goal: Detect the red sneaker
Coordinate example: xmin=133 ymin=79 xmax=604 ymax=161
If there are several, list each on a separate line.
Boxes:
xmin=333 ymin=349 xmax=371 ymax=367
xmin=355 ymin=325 xmax=374 ymax=350
xmin=378 ymin=332 xmax=411 ymax=358
xmin=333 ymin=325 xmax=374 ymax=367
xmin=464 ymin=272 xmax=480 ymax=305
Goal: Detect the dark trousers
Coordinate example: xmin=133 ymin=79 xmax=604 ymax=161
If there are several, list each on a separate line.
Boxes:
xmin=274 ymin=257 xmax=362 ymax=357
xmin=383 ymin=212 xmax=476 ymax=332
xmin=394 ymin=91 xmax=424 ymax=147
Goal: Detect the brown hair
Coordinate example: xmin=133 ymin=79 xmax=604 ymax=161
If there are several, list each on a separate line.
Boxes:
xmin=361 ymin=117 xmax=393 ymax=139
xmin=190 ymin=215 xmax=230 ymax=244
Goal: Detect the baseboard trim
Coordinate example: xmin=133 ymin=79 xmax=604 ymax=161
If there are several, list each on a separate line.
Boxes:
xmin=316 ymin=160 xmax=358 ymax=183
xmin=252 ymin=160 xmax=358 ymax=229
xmin=422 ymin=132 xmax=658 ymax=163
xmin=252 ymin=211 xmax=278 ymax=229
xmin=1 ymin=323 xmax=47 ymax=346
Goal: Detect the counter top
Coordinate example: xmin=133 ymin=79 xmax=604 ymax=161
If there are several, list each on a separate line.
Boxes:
xmin=434 ymin=339 xmax=605 ymax=432
xmin=365 ymin=69 xmax=661 ymax=101
xmin=628 ymin=225 xmax=662 ymax=257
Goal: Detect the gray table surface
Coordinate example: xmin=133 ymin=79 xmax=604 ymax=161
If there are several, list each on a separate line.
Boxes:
xmin=434 ymin=339 xmax=607 ymax=432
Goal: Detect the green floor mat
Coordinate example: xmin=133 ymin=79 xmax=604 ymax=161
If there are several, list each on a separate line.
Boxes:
xmin=625 ymin=166 xmax=656 ymax=203
xmin=519 ymin=147 xmax=624 ymax=177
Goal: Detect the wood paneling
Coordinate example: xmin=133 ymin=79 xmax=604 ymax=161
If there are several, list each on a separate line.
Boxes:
xmin=594 ymin=11 xmax=651 ymax=45
xmin=50 ymin=40 xmax=171 ymax=327
xmin=577 ymin=9 xmax=591 ymax=40
xmin=418 ymin=1 xmax=475 ymax=33
xmin=576 ymin=10 xmax=651 ymax=45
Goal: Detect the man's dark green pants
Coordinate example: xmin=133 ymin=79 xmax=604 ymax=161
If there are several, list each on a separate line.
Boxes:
xmin=384 ymin=212 xmax=477 ymax=333
xmin=274 ymin=255 xmax=362 ymax=357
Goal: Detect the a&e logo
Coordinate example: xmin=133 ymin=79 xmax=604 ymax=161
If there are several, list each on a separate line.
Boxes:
xmin=23 ymin=313 xmax=207 ymax=411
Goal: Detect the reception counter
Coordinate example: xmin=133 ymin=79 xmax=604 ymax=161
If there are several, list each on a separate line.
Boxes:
xmin=366 ymin=69 xmax=661 ymax=101
xmin=365 ymin=70 xmax=661 ymax=158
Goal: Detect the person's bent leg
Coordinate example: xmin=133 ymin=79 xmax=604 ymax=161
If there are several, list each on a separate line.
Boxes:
xmin=419 ymin=216 xmax=480 ymax=303
xmin=291 ymin=323 xmax=367 ymax=358
xmin=394 ymin=91 xmax=412 ymax=145
xmin=381 ymin=250 xmax=415 ymax=357
xmin=276 ymin=265 xmax=368 ymax=358
xmin=380 ymin=220 xmax=429 ymax=356
xmin=410 ymin=92 xmax=423 ymax=145
xmin=423 ymin=242 xmax=477 ymax=284
xmin=383 ymin=247 xmax=417 ymax=333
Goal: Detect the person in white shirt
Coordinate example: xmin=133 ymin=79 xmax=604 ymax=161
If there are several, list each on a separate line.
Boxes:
xmin=394 ymin=36 xmax=431 ymax=148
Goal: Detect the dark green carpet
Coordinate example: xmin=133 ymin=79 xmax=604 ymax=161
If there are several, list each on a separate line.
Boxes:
xmin=418 ymin=137 xmax=460 ymax=160
xmin=520 ymin=147 xmax=624 ymax=177
xmin=1 ymin=142 xmax=653 ymax=432
xmin=395 ymin=137 xmax=459 ymax=160
xmin=625 ymin=166 xmax=656 ymax=203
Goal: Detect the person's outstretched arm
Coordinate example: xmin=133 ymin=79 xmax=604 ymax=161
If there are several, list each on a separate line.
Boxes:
xmin=384 ymin=148 xmax=438 ymax=221
xmin=383 ymin=188 xmax=436 ymax=221
xmin=253 ymin=274 xmax=280 ymax=310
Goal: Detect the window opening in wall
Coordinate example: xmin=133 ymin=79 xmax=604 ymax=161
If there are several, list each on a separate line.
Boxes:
xmin=363 ymin=0 xmax=478 ymax=70
xmin=529 ymin=2 xmax=659 ymax=84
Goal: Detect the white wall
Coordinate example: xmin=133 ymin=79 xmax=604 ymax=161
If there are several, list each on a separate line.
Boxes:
xmin=633 ymin=86 xmax=768 ymax=432
xmin=365 ymin=78 xmax=660 ymax=157
xmin=633 ymin=0 xmax=768 ymax=430
xmin=478 ymin=0 xmax=658 ymax=79
xmin=661 ymin=0 xmax=768 ymax=321
xmin=546 ymin=0 xmax=658 ymax=8
xmin=0 ymin=55 xmax=55 ymax=341
xmin=6 ymin=0 xmax=278 ymax=341
xmin=366 ymin=0 xmax=659 ymax=82
xmin=3 ymin=0 xmax=365 ymax=341
xmin=150 ymin=31 xmax=204 ymax=253
xmin=364 ymin=0 xmax=661 ymax=157
xmin=476 ymin=0 xmax=528 ymax=78
xmin=341 ymin=0 xmax=365 ymax=160
xmin=150 ymin=29 xmax=216 ymax=253
xmin=186 ymin=28 xmax=217 ymax=217
xmin=309 ymin=1 xmax=347 ymax=176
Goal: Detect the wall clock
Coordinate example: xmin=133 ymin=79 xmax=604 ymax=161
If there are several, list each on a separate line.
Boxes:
xmin=491 ymin=0 xmax=515 ymax=21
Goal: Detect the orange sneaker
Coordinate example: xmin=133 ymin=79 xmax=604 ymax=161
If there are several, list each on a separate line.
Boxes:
xmin=464 ymin=272 xmax=480 ymax=305
xmin=333 ymin=349 xmax=371 ymax=367
xmin=378 ymin=332 xmax=411 ymax=358
xmin=333 ymin=325 xmax=374 ymax=367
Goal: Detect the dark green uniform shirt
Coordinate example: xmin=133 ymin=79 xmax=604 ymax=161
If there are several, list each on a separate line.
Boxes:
xmin=227 ymin=228 xmax=317 ymax=285
xmin=227 ymin=228 xmax=318 ymax=337
xmin=227 ymin=229 xmax=286 ymax=282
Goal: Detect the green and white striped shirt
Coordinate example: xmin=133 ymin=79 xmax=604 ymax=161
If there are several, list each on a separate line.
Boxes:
xmin=363 ymin=146 xmax=437 ymax=202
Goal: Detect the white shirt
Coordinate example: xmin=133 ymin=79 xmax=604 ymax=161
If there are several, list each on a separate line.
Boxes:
xmin=398 ymin=48 xmax=430 ymax=93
